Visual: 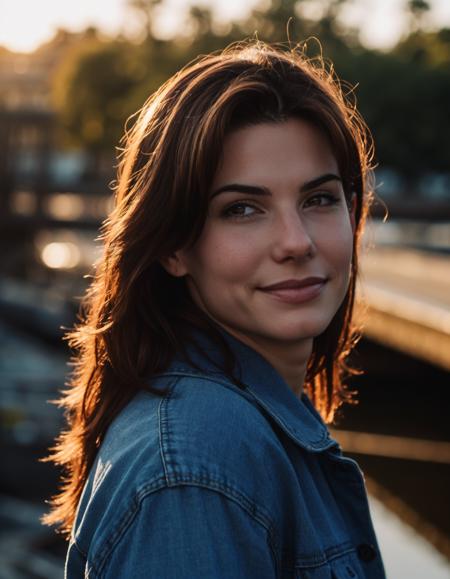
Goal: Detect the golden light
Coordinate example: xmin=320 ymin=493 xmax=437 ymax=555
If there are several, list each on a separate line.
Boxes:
xmin=46 ymin=193 xmax=85 ymax=220
xmin=0 ymin=0 xmax=127 ymax=53
xmin=2 ymin=0 xmax=448 ymax=55
xmin=11 ymin=190 xmax=37 ymax=216
xmin=41 ymin=241 xmax=81 ymax=269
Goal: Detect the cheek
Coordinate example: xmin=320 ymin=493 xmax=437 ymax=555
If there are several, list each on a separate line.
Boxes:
xmin=335 ymin=227 xmax=354 ymax=261
xmin=336 ymin=232 xmax=354 ymax=279
xmin=191 ymin=230 xmax=262 ymax=283
xmin=316 ymin=220 xmax=354 ymax=272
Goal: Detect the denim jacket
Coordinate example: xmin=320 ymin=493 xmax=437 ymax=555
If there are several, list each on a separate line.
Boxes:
xmin=66 ymin=330 xmax=386 ymax=578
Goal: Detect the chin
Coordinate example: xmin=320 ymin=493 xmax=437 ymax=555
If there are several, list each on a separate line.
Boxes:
xmin=254 ymin=323 xmax=327 ymax=345
xmin=272 ymin=315 xmax=334 ymax=340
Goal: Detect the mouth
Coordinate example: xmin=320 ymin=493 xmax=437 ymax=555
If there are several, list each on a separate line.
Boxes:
xmin=260 ymin=277 xmax=327 ymax=291
xmin=258 ymin=277 xmax=327 ymax=304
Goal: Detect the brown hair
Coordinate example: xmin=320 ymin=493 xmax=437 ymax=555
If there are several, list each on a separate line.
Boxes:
xmin=43 ymin=40 xmax=374 ymax=535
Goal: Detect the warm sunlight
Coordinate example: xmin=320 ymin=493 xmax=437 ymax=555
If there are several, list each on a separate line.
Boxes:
xmin=0 ymin=0 xmax=126 ymax=53
xmin=0 ymin=0 xmax=254 ymax=53
xmin=1 ymin=0 xmax=450 ymax=54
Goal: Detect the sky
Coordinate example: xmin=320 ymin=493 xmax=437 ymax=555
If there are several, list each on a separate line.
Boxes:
xmin=1 ymin=0 xmax=450 ymax=53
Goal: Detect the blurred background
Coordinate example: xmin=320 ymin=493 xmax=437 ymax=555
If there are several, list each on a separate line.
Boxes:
xmin=0 ymin=0 xmax=449 ymax=577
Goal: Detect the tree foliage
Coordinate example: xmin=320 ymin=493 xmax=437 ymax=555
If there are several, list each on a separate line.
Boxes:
xmin=50 ymin=0 xmax=450 ymax=189
xmin=52 ymin=37 xmax=143 ymax=153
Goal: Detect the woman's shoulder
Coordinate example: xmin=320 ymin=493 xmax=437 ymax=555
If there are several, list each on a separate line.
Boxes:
xmin=75 ymin=370 xmax=291 ymax=549
xmin=95 ymin=369 xmax=292 ymax=500
xmin=153 ymin=368 xmax=287 ymax=463
xmin=73 ymin=372 xmax=288 ymax=574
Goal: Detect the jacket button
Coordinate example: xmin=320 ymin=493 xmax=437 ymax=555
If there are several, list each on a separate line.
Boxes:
xmin=357 ymin=543 xmax=377 ymax=562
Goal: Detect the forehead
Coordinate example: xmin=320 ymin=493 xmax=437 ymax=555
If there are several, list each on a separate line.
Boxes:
xmin=212 ymin=118 xmax=339 ymax=188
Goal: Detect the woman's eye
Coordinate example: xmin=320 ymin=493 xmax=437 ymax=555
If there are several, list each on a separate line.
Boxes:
xmin=222 ymin=202 xmax=260 ymax=219
xmin=304 ymin=193 xmax=340 ymax=208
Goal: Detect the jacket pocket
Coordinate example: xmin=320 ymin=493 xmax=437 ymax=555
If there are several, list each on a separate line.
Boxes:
xmin=295 ymin=566 xmax=333 ymax=579
xmin=330 ymin=551 xmax=364 ymax=579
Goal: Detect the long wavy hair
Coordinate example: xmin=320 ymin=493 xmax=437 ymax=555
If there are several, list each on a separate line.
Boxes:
xmin=43 ymin=40 xmax=374 ymax=535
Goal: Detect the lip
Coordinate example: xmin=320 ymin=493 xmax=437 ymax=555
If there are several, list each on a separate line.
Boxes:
xmin=258 ymin=277 xmax=327 ymax=304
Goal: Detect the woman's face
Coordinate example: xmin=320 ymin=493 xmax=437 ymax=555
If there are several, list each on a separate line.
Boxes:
xmin=166 ymin=118 xmax=355 ymax=354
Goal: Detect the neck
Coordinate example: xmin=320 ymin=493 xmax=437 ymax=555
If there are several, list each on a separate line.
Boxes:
xmin=220 ymin=326 xmax=313 ymax=396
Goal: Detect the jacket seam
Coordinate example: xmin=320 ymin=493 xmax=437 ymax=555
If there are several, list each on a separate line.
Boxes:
xmin=155 ymin=369 xmax=333 ymax=451
xmin=158 ymin=385 xmax=175 ymax=485
xmin=154 ymin=369 xmax=250 ymax=398
xmin=86 ymin=476 xmax=168 ymax=577
xmin=284 ymin=543 xmax=356 ymax=570
xmin=95 ymin=478 xmax=279 ymax=578
xmin=157 ymin=375 xmax=280 ymax=533
xmin=246 ymin=388 xmax=330 ymax=448
xmin=156 ymin=375 xmax=280 ymax=575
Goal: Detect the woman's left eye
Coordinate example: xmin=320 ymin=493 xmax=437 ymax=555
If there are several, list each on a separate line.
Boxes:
xmin=304 ymin=193 xmax=341 ymax=208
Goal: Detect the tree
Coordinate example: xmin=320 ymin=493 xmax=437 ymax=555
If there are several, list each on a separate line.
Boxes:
xmin=335 ymin=38 xmax=450 ymax=193
xmin=49 ymin=0 xmax=450 ymax=193
xmin=52 ymin=39 xmax=142 ymax=157
xmin=127 ymin=0 xmax=164 ymax=40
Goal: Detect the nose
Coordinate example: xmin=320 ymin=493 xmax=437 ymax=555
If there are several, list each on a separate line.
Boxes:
xmin=270 ymin=211 xmax=315 ymax=262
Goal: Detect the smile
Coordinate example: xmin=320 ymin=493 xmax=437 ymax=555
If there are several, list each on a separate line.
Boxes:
xmin=258 ymin=277 xmax=327 ymax=304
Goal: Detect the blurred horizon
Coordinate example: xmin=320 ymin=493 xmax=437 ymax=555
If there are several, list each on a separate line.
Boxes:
xmin=1 ymin=0 xmax=450 ymax=54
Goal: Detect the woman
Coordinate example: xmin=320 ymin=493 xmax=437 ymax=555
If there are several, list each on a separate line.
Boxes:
xmin=45 ymin=41 xmax=385 ymax=578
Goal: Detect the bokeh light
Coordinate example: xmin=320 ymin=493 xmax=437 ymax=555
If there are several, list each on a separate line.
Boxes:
xmin=41 ymin=241 xmax=81 ymax=269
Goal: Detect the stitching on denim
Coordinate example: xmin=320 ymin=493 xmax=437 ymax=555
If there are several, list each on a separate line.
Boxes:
xmin=154 ymin=369 xmax=245 ymax=395
xmin=159 ymin=374 xmax=258 ymax=485
xmin=156 ymin=375 xmax=279 ymax=572
xmin=158 ymin=386 xmax=176 ymax=485
xmin=155 ymin=475 xmax=274 ymax=531
xmin=155 ymin=369 xmax=332 ymax=450
xmin=91 ymin=477 xmax=168 ymax=577
xmin=95 ymin=476 xmax=278 ymax=577
xmin=281 ymin=543 xmax=355 ymax=570
xmin=244 ymin=389 xmax=330 ymax=448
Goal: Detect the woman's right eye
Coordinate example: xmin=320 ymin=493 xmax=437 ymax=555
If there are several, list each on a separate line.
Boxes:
xmin=221 ymin=202 xmax=260 ymax=219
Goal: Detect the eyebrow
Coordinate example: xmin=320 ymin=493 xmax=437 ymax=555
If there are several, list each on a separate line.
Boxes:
xmin=210 ymin=173 xmax=342 ymax=198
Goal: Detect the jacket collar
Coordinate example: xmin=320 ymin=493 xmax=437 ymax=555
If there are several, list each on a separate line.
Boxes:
xmin=168 ymin=327 xmax=337 ymax=453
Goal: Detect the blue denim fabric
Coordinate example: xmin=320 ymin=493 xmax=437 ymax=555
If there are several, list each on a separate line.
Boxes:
xmin=66 ymin=330 xmax=386 ymax=578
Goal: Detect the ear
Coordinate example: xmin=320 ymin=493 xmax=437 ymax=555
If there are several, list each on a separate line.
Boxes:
xmin=159 ymin=252 xmax=189 ymax=278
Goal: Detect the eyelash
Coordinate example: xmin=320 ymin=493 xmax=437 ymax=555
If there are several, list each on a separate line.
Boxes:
xmin=304 ymin=192 xmax=341 ymax=208
xmin=221 ymin=193 xmax=341 ymax=220
xmin=221 ymin=202 xmax=261 ymax=219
